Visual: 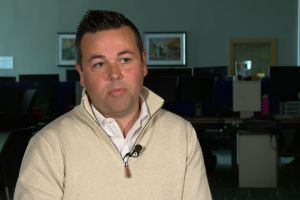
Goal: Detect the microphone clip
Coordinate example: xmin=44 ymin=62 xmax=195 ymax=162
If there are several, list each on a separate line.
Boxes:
xmin=123 ymin=144 xmax=143 ymax=161
xmin=130 ymin=144 xmax=142 ymax=158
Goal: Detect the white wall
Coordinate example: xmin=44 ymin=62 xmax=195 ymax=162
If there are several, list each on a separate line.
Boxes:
xmin=0 ymin=0 xmax=298 ymax=81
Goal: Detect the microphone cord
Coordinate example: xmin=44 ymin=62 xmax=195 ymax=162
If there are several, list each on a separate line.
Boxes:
xmin=122 ymin=144 xmax=142 ymax=178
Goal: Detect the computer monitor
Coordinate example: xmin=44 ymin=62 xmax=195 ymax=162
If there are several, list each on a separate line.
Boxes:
xmin=269 ymin=66 xmax=300 ymax=101
xmin=143 ymin=75 xmax=178 ymax=102
xmin=66 ymin=70 xmax=80 ymax=82
xmin=19 ymin=74 xmax=59 ymax=83
xmin=176 ymin=75 xmax=216 ymax=116
xmin=0 ymin=76 xmax=16 ymax=82
xmin=193 ymin=66 xmax=228 ymax=80
xmin=147 ymin=68 xmax=192 ymax=77
xmin=177 ymin=75 xmax=216 ymax=102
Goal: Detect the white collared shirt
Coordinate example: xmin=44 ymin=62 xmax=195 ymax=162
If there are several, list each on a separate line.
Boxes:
xmin=91 ymin=98 xmax=149 ymax=159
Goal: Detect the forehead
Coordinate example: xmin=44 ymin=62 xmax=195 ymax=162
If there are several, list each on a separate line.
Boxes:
xmin=81 ymin=27 xmax=137 ymax=47
xmin=79 ymin=27 xmax=142 ymax=63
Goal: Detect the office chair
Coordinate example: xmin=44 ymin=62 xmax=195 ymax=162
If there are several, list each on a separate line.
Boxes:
xmin=0 ymin=126 xmax=36 ymax=200
xmin=19 ymin=88 xmax=37 ymax=114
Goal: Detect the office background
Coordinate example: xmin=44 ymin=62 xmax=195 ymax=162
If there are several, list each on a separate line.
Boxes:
xmin=0 ymin=0 xmax=298 ymax=80
xmin=1 ymin=1 xmax=300 ymax=199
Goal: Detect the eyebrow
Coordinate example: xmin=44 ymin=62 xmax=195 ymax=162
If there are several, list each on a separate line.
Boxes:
xmin=87 ymin=50 xmax=135 ymax=62
xmin=117 ymin=50 xmax=135 ymax=56
xmin=88 ymin=55 xmax=105 ymax=62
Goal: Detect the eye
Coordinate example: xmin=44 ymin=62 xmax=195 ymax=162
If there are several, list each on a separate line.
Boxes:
xmin=120 ymin=57 xmax=131 ymax=63
xmin=93 ymin=62 xmax=104 ymax=68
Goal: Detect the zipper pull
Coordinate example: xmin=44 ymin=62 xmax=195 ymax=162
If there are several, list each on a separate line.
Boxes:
xmin=124 ymin=162 xmax=132 ymax=178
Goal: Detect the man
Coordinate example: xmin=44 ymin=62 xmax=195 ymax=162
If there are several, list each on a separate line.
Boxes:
xmin=14 ymin=10 xmax=212 ymax=200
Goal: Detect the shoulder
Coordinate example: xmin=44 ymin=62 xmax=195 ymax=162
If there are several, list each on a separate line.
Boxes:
xmin=34 ymin=105 xmax=92 ymax=144
xmin=149 ymin=109 xmax=196 ymax=141
xmin=156 ymin=109 xmax=193 ymax=128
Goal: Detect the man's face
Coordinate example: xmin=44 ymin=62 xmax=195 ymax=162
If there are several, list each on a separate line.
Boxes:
xmin=76 ymin=26 xmax=148 ymax=118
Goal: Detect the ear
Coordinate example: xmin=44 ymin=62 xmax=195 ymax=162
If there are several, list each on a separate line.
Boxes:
xmin=142 ymin=50 xmax=148 ymax=77
xmin=75 ymin=62 xmax=85 ymax=88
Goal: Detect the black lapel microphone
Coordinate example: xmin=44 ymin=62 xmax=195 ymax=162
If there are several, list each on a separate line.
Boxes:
xmin=122 ymin=144 xmax=143 ymax=161
xmin=130 ymin=144 xmax=143 ymax=157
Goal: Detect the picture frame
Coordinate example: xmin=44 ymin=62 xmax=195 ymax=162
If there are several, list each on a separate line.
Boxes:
xmin=229 ymin=38 xmax=277 ymax=77
xmin=144 ymin=32 xmax=186 ymax=66
xmin=57 ymin=33 xmax=76 ymax=66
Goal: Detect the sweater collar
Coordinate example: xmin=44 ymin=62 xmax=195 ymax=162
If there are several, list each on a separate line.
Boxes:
xmin=80 ymin=87 xmax=164 ymax=122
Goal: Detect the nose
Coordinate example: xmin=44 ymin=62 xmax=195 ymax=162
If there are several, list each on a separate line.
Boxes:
xmin=109 ymin=64 xmax=123 ymax=80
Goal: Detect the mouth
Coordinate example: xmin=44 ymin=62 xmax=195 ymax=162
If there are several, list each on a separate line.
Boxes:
xmin=109 ymin=87 xmax=125 ymax=96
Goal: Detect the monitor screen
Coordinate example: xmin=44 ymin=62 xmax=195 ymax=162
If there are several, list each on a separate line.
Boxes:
xmin=0 ymin=76 xmax=16 ymax=82
xmin=176 ymin=75 xmax=216 ymax=103
xmin=19 ymin=74 xmax=59 ymax=83
xmin=66 ymin=70 xmax=80 ymax=82
xmin=143 ymin=75 xmax=178 ymax=102
xmin=147 ymin=68 xmax=192 ymax=77
xmin=193 ymin=66 xmax=228 ymax=80
xmin=269 ymin=66 xmax=300 ymax=101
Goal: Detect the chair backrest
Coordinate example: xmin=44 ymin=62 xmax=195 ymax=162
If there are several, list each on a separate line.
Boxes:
xmin=19 ymin=89 xmax=37 ymax=113
xmin=0 ymin=127 xmax=36 ymax=187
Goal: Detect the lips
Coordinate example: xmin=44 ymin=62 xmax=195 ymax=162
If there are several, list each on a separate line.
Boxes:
xmin=109 ymin=87 xmax=125 ymax=96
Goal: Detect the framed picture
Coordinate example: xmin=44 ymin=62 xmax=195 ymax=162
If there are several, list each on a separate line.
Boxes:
xmin=144 ymin=32 xmax=186 ymax=66
xmin=229 ymin=38 xmax=277 ymax=78
xmin=57 ymin=33 xmax=76 ymax=66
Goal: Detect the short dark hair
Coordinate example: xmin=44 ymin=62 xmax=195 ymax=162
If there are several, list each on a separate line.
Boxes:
xmin=75 ymin=10 xmax=143 ymax=65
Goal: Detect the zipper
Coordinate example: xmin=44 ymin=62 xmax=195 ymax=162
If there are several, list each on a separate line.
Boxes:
xmin=122 ymin=107 xmax=162 ymax=178
xmin=124 ymin=160 xmax=132 ymax=178
xmin=83 ymin=95 xmax=164 ymax=179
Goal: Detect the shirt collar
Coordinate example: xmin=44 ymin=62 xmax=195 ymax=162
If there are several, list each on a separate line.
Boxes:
xmin=91 ymin=96 xmax=149 ymax=127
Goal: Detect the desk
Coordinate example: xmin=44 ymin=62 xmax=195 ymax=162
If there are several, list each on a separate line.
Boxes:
xmin=185 ymin=117 xmax=241 ymax=169
xmin=274 ymin=116 xmax=300 ymax=128
xmin=186 ymin=116 xmax=300 ymax=169
xmin=186 ymin=117 xmax=242 ymax=126
xmin=186 ymin=116 xmax=300 ymax=131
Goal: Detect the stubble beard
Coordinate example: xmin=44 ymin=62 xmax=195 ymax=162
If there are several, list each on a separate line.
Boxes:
xmin=102 ymin=80 xmax=138 ymax=118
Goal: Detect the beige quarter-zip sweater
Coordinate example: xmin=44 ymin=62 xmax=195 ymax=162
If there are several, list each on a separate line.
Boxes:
xmin=14 ymin=87 xmax=212 ymax=200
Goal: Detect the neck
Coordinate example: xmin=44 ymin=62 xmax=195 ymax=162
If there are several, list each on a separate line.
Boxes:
xmin=116 ymin=104 xmax=141 ymax=138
